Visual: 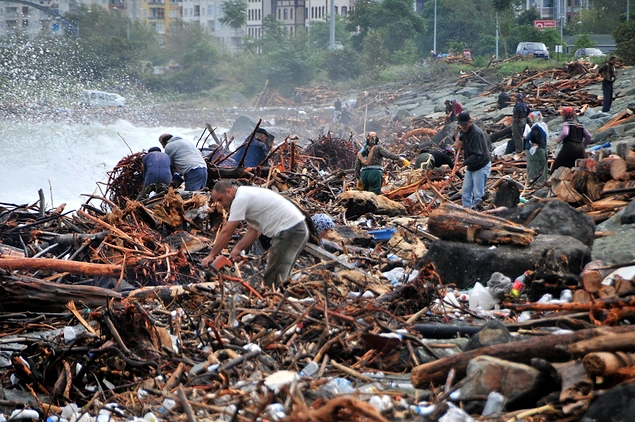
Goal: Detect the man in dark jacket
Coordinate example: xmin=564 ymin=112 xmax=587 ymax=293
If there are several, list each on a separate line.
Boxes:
xmin=142 ymin=147 xmax=172 ymax=188
xmin=234 ymin=128 xmax=273 ymax=168
xmin=598 ymin=56 xmax=617 ymax=112
xmin=512 ymin=93 xmax=530 ymax=153
xmin=415 ymin=146 xmax=455 ymax=170
xmin=455 ymin=112 xmax=491 ymax=209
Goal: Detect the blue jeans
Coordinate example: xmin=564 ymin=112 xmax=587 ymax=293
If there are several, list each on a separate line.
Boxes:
xmin=184 ymin=167 xmax=208 ymax=191
xmin=462 ymin=161 xmax=491 ymax=209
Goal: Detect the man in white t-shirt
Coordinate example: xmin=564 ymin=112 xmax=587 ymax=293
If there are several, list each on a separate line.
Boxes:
xmin=201 ymin=180 xmax=309 ymax=288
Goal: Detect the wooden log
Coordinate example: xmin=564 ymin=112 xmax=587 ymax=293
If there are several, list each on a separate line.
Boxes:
xmin=0 ymin=278 xmax=121 ymax=312
xmin=426 ymin=202 xmax=536 ymax=246
xmin=576 ymin=158 xmax=598 ymax=173
xmin=598 ymin=284 xmax=617 ymax=298
xmin=410 ymin=325 xmax=635 ymax=387
xmin=568 ymin=330 xmax=635 ymax=356
xmin=626 ymin=155 xmax=635 ymax=172
xmin=615 ymin=279 xmax=635 ymax=297
xmin=571 ymin=171 xmax=602 ymax=201
xmin=547 ymin=166 xmax=573 ymax=186
xmin=0 ymin=257 xmax=121 ymax=277
xmin=602 ymin=179 xmax=635 ymax=195
xmin=552 ymin=181 xmax=585 ymax=204
xmin=583 ymin=351 xmax=635 ymax=375
xmin=581 ymin=260 xmax=610 ymax=294
xmin=572 ymin=289 xmax=592 ymax=303
xmin=591 ymin=197 xmax=629 ymax=212
xmin=596 ymin=156 xmax=627 ymax=181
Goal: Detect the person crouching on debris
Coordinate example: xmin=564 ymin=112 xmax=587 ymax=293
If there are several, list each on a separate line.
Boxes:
xmin=415 ymin=145 xmax=455 ymax=170
xmin=444 ymin=100 xmax=463 ymax=123
xmin=551 ymin=107 xmax=592 ymax=173
xmin=355 ymin=132 xmax=410 ymax=195
xmin=201 ymin=181 xmax=309 ymax=289
xmin=512 ymin=93 xmax=531 ymax=153
xmin=159 ymin=133 xmax=208 ymax=191
xmin=524 ymin=111 xmax=549 ymax=185
xmin=234 ymin=128 xmax=273 ymax=168
xmin=454 ymin=112 xmax=491 ymax=210
xmin=142 ymin=147 xmax=172 ymax=188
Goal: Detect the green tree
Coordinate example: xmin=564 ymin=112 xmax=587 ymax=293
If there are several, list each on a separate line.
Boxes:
xmin=614 ymin=21 xmax=635 ymax=64
xmin=492 ymin=0 xmax=514 ymax=57
xmin=574 ymin=34 xmax=596 ymax=50
xmin=220 ymin=0 xmax=247 ymax=48
xmin=308 ymin=16 xmax=350 ymax=50
xmin=346 ymin=0 xmax=425 ymax=53
xmin=324 ymin=48 xmax=363 ymax=80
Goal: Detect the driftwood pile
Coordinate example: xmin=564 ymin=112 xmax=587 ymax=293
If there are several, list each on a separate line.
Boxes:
xmin=2 ymin=96 xmax=635 ymax=420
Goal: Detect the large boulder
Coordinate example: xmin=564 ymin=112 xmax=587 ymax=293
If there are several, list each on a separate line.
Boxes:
xmin=459 ymin=356 xmax=544 ymax=408
xmin=493 ymin=200 xmax=595 ymax=247
xmin=620 ymin=198 xmax=635 ymax=225
xmin=420 ymin=234 xmax=591 ymax=288
xmin=581 ymin=382 xmax=635 ymax=422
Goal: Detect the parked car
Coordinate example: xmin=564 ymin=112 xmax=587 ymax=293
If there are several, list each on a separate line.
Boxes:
xmin=574 ymin=48 xmax=605 ymax=58
xmin=515 ymin=42 xmax=550 ymax=60
xmin=81 ymin=90 xmax=126 ymax=107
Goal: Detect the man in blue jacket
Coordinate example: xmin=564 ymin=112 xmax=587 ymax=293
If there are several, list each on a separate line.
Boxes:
xmin=455 ymin=112 xmax=491 ymax=210
xmin=142 ymin=146 xmax=172 ymax=188
xmin=234 ymin=128 xmax=273 ymax=168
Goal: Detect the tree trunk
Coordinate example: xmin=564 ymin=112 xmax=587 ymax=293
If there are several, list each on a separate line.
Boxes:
xmin=0 ymin=278 xmax=121 ymax=312
xmin=426 ymin=202 xmax=536 ymax=246
xmin=581 ymin=260 xmax=609 ymax=294
xmin=596 ymin=156 xmax=627 ymax=181
xmin=410 ymin=325 xmax=635 ymax=387
xmin=0 ymin=257 xmax=121 ymax=277
xmin=571 ymin=171 xmax=601 ymax=201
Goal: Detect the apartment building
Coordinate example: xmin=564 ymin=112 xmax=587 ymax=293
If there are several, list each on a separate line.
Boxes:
xmin=0 ymin=0 xmax=72 ymax=37
xmin=524 ymin=0 xmax=588 ymax=22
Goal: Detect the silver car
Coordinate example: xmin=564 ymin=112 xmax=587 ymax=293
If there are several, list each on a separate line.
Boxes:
xmin=574 ymin=48 xmax=605 ymax=58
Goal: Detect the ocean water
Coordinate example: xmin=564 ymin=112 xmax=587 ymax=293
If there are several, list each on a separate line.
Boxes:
xmin=0 ymin=120 xmax=208 ymax=212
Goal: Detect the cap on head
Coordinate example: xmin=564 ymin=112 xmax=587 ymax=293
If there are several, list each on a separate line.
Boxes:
xmin=148 ymin=146 xmax=162 ymax=153
xmin=516 ymin=93 xmax=523 ymax=100
xmin=456 ymin=111 xmax=471 ymax=125
xmin=158 ymin=133 xmax=172 ymax=147
xmin=255 ymin=128 xmax=269 ymax=136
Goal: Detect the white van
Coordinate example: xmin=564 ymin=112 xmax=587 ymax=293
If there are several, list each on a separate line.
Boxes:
xmin=81 ymin=90 xmax=126 ymax=107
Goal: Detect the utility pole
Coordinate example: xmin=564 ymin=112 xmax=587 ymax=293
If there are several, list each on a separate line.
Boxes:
xmin=628 ymin=0 xmax=630 ymax=22
xmin=433 ymin=0 xmax=437 ymax=54
xmin=495 ymin=12 xmax=499 ymax=60
xmin=329 ymin=0 xmax=335 ymax=49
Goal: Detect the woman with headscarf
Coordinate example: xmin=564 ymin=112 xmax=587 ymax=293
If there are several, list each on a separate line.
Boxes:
xmin=524 ymin=111 xmax=549 ymax=184
xmin=551 ymin=107 xmax=592 ymax=173
xmin=355 ymin=132 xmax=410 ymax=195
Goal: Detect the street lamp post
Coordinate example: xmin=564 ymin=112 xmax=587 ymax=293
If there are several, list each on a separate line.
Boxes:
xmin=496 ymin=12 xmax=499 ymax=60
xmin=628 ymin=0 xmax=630 ymax=22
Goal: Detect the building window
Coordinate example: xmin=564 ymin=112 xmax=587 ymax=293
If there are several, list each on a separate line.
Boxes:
xmin=22 ymin=19 xmax=28 ymax=27
xmin=194 ymin=5 xmax=200 ymax=16
xmin=290 ymin=8 xmax=293 ymax=19
xmin=283 ymin=8 xmax=288 ymax=19
xmin=22 ymin=6 xmax=28 ymax=14
xmin=341 ymin=6 xmax=347 ymax=15
xmin=278 ymin=8 xmax=281 ymax=19
xmin=208 ymin=6 xmax=213 ymax=16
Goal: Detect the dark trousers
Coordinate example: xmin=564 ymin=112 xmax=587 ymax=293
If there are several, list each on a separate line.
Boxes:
xmin=602 ymin=80 xmax=614 ymax=112
xmin=361 ymin=168 xmax=383 ymax=195
xmin=263 ymin=220 xmax=309 ymax=288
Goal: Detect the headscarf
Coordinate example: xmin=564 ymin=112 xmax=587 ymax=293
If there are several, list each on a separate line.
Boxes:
xmin=311 ymin=214 xmax=334 ymax=236
xmin=529 ymin=111 xmax=549 ymax=139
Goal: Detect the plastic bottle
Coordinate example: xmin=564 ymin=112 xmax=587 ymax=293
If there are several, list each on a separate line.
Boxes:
xmin=299 ymin=361 xmax=319 ymax=378
xmin=510 ymin=271 xmax=529 ymax=298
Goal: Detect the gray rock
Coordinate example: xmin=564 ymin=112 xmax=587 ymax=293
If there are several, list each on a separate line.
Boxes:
xmin=230 ymin=115 xmax=257 ymax=136
xmin=621 ymin=199 xmax=635 ymax=225
xmin=526 ymin=200 xmax=596 ymax=247
xmin=421 ymin=234 xmax=591 ymax=288
xmin=581 ymin=382 xmax=635 ymax=422
xmin=460 ymin=356 xmax=542 ymax=404
xmin=393 ymin=109 xmax=412 ymax=121
xmin=465 ymin=320 xmax=514 ymax=351
xmin=592 ymin=225 xmax=635 ymax=265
